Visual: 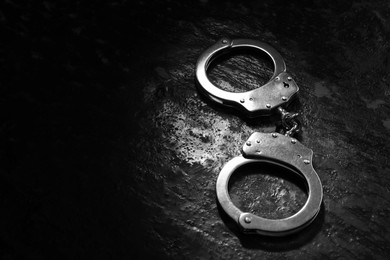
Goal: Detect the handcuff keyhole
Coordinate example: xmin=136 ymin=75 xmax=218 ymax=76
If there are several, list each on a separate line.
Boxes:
xmin=228 ymin=162 xmax=307 ymax=220
xmin=283 ymin=82 xmax=290 ymax=88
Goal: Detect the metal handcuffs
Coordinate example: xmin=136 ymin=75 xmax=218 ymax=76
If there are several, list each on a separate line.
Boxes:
xmin=195 ymin=38 xmax=323 ymax=236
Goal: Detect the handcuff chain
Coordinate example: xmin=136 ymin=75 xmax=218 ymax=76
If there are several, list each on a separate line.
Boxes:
xmin=277 ymin=107 xmax=301 ymax=137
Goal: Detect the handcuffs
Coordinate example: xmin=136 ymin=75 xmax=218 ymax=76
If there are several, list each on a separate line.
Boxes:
xmin=195 ymin=38 xmax=323 ymax=236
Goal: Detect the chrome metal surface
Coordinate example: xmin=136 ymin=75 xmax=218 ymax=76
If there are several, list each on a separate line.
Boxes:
xmin=216 ymin=133 xmax=323 ymax=236
xmin=195 ymin=38 xmax=299 ymax=117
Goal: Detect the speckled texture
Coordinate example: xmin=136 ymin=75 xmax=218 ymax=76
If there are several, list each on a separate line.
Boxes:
xmin=2 ymin=0 xmax=390 ymax=259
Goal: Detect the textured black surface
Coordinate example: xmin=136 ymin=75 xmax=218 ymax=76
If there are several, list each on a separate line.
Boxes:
xmin=2 ymin=1 xmax=390 ymax=259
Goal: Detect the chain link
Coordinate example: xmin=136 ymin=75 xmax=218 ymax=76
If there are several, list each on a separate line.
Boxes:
xmin=277 ymin=107 xmax=301 ymax=137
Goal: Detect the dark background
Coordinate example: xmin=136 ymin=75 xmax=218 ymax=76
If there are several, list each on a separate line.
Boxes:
xmin=2 ymin=0 xmax=390 ymax=259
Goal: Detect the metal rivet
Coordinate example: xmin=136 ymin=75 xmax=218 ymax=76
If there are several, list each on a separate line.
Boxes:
xmin=282 ymin=96 xmax=287 ymax=101
xmin=255 ymin=149 xmax=261 ymax=154
xmin=275 ymin=77 xmax=280 ymax=81
xmin=266 ymin=104 xmax=271 ymax=108
xmin=256 ymin=139 xmax=260 ymax=143
xmin=287 ymin=76 xmax=292 ymax=81
xmin=222 ymin=39 xmax=228 ymax=44
xmin=246 ymin=141 xmax=251 ymax=146
xmin=249 ymin=97 xmax=254 ymax=101
xmin=244 ymin=216 xmax=252 ymax=223
xmin=240 ymin=99 xmax=245 ymax=103
xmin=272 ymin=133 xmax=278 ymax=138
xmin=291 ymin=139 xmax=297 ymax=144
xmin=304 ymin=159 xmax=310 ymax=164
